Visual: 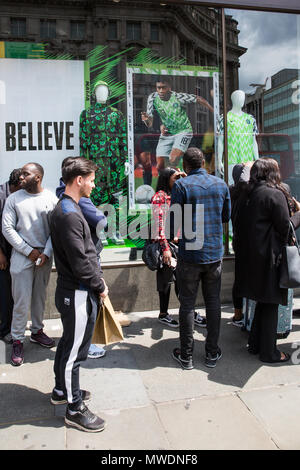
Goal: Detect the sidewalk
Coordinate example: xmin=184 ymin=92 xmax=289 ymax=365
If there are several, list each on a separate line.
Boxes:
xmin=1 ymin=302 xmax=300 ymax=450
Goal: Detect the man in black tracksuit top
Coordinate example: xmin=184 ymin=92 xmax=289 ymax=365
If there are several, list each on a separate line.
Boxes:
xmin=50 ymin=157 xmax=108 ymax=433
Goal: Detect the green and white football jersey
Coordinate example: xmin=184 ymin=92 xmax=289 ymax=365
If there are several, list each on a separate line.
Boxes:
xmin=147 ymin=91 xmax=196 ymax=136
xmin=218 ymin=111 xmax=258 ymax=165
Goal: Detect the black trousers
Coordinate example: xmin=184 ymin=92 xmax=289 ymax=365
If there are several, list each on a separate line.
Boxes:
xmin=232 ymin=280 xmax=243 ymax=310
xmin=54 ymin=286 xmax=98 ymax=410
xmin=157 ymin=265 xmax=179 ymax=314
xmin=176 ymin=258 xmax=222 ymax=359
xmin=248 ymin=302 xmax=281 ymax=362
xmin=0 ymin=267 xmax=13 ymax=338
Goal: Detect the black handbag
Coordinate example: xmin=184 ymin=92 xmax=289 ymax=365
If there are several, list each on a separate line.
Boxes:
xmin=279 ymin=222 xmax=300 ymax=288
xmin=142 ymin=241 xmax=162 ymax=271
xmin=142 ymin=240 xmax=178 ymax=271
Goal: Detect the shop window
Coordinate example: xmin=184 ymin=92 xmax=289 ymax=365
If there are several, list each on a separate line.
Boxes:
xmin=11 ymin=18 xmax=26 ymax=37
xmin=40 ymin=19 xmax=56 ymax=39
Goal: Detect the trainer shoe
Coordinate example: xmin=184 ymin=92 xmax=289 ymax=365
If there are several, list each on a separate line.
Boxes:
xmin=11 ymin=340 xmax=24 ymax=366
xmin=65 ymin=403 xmax=106 ymax=433
xmin=158 ymin=314 xmax=179 ymax=328
xmin=51 ymin=389 xmax=91 ymax=405
xmin=231 ymin=316 xmax=244 ymax=328
xmin=30 ymin=329 xmax=55 ymax=348
xmin=205 ymin=349 xmax=222 ymax=368
xmin=194 ymin=312 xmax=207 ymax=327
xmin=172 ymin=348 xmax=194 ymax=370
xmin=88 ymin=344 xmax=106 ymax=359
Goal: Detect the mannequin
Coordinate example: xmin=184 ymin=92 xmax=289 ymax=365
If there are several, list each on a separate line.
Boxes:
xmin=80 ymin=80 xmax=129 ymax=245
xmin=217 ymin=90 xmax=259 ymax=184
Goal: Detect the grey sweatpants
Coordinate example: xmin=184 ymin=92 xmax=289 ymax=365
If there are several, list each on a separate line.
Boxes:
xmin=10 ymin=249 xmax=52 ymax=342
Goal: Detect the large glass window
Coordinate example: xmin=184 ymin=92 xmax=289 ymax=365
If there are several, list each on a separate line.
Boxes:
xmin=223 ymin=9 xmax=300 ymax=246
xmin=6 ymin=2 xmax=293 ymax=263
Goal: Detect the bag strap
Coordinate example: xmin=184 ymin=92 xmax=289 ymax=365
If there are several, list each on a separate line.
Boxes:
xmin=289 ymin=221 xmax=300 ymax=251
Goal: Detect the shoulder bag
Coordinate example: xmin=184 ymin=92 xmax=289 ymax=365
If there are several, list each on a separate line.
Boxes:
xmin=279 ymin=221 xmax=300 ymax=289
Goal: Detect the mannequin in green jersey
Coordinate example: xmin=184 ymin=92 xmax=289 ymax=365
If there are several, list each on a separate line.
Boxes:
xmin=141 ymin=78 xmax=213 ymax=172
xmin=217 ymin=90 xmax=259 ymax=183
xmin=80 ymin=81 xmax=129 ymax=245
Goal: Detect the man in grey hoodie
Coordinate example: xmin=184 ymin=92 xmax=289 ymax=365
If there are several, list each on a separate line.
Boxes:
xmin=2 ymin=162 xmax=58 ymax=366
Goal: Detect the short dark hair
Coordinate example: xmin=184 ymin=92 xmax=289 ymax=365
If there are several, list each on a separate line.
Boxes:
xmin=183 ymin=147 xmax=204 ymax=170
xmin=156 ymin=167 xmax=177 ymax=195
xmin=8 ymin=168 xmax=22 ymax=187
xmin=61 ymin=156 xmax=76 ymax=170
xmin=25 ymin=162 xmax=44 ymax=179
xmin=156 ymin=77 xmax=171 ymax=86
xmin=62 ymin=157 xmax=98 ymax=185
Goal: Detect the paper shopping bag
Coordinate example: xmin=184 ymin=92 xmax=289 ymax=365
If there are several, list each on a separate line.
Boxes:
xmin=92 ymin=296 xmax=124 ymax=345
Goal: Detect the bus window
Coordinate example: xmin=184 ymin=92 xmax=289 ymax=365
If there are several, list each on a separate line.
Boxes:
xmin=257 ymin=133 xmax=294 ymax=181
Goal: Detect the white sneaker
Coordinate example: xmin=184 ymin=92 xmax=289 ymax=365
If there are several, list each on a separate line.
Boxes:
xmin=88 ymin=344 xmax=106 ymax=359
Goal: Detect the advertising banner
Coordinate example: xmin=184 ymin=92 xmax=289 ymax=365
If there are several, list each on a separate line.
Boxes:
xmin=0 ymin=58 xmax=87 ymax=193
xmin=126 ymin=63 xmax=219 ymax=211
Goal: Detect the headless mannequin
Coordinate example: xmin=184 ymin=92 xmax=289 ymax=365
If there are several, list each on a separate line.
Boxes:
xmin=218 ymin=90 xmax=259 ymax=184
xmin=81 ymin=82 xmax=129 ymax=245
xmin=95 ymin=84 xmax=130 ymax=176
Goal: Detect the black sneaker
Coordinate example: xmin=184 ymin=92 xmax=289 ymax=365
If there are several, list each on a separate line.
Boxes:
xmin=158 ymin=314 xmax=179 ymax=328
xmin=65 ymin=403 xmax=106 ymax=433
xmin=194 ymin=312 xmax=207 ymax=327
xmin=172 ymin=348 xmax=194 ymax=370
xmin=51 ymin=389 xmax=91 ymax=405
xmin=205 ymin=349 xmax=222 ymax=368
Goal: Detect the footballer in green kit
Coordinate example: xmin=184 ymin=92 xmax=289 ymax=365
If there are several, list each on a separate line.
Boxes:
xmin=141 ymin=79 xmax=213 ymax=171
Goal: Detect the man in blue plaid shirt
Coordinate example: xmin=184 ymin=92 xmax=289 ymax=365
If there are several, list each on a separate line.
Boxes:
xmin=170 ymin=147 xmax=231 ymax=370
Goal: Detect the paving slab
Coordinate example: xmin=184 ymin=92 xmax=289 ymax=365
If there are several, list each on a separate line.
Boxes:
xmin=124 ymin=309 xmax=300 ymax=403
xmin=0 ymin=418 xmax=65 ymax=450
xmin=238 ymin=384 xmax=300 ymax=450
xmin=65 ymin=406 xmax=170 ymax=450
xmin=155 ymin=395 xmax=278 ymax=450
xmin=80 ymin=345 xmax=150 ymax=411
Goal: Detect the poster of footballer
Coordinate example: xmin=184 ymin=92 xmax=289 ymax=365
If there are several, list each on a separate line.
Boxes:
xmin=126 ymin=63 xmax=220 ymax=211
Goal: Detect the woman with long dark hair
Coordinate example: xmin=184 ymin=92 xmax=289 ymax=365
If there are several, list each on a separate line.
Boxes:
xmin=234 ymin=158 xmax=300 ymax=363
xmin=151 ymin=168 xmax=206 ymax=327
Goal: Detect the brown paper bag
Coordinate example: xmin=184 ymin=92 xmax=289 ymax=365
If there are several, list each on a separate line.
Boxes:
xmin=92 ymin=296 xmax=124 ymax=345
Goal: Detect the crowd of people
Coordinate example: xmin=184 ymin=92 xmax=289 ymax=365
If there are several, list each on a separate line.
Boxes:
xmin=0 ymin=149 xmax=300 ymax=432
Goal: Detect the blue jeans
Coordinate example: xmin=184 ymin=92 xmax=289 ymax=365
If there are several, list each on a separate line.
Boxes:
xmin=176 ymin=258 xmax=222 ymax=359
xmin=0 ymin=268 xmax=13 ymax=338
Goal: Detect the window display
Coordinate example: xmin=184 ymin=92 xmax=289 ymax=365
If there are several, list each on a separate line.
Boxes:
xmin=2 ymin=2 xmax=298 ymax=262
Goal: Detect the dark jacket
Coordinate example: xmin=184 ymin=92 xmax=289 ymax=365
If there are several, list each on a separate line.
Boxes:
xmin=0 ymin=182 xmax=11 ymax=258
xmin=56 ymin=178 xmax=107 ymax=252
xmin=234 ymin=182 xmax=298 ymax=306
xmin=50 ymin=194 xmax=105 ymax=294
